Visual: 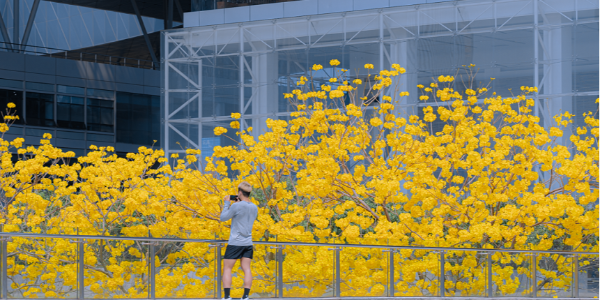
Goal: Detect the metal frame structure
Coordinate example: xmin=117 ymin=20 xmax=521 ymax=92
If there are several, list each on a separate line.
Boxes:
xmin=161 ymin=0 xmax=599 ymax=158
xmin=0 ymin=0 xmax=42 ymax=53
xmin=0 ymin=231 xmax=597 ymax=299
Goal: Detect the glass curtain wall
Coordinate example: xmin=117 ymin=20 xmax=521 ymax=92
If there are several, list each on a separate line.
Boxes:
xmin=162 ymin=0 xmax=599 ymax=158
xmin=0 ymin=0 xmax=164 ymax=53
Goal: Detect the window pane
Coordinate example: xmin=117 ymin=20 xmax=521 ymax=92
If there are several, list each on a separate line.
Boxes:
xmin=57 ymin=95 xmax=85 ymax=130
xmin=0 ymin=89 xmax=24 ymax=124
xmin=87 ymin=98 xmax=114 ymax=133
xmin=0 ymin=79 xmax=22 ymax=90
xmin=87 ymin=88 xmax=114 ymax=99
xmin=25 ymin=92 xmax=55 ymax=127
xmin=57 ymin=85 xmax=85 ymax=96
xmin=26 ymin=82 xmax=55 ymax=93
xmin=116 ymin=92 xmax=159 ymax=146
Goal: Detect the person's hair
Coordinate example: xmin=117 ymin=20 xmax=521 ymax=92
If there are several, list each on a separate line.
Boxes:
xmin=238 ymin=181 xmax=252 ymax=198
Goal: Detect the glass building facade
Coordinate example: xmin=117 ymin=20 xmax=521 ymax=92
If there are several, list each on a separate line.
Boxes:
xmin=0 ymin=79 xmax=160 ymax=157
xmin=0 ymin=0 xmax=163 ymax=53
xmin=162 ymin=0 xmax=599 ymax=158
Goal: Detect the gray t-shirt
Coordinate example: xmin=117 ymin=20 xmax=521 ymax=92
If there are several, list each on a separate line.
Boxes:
xmin=220 ymin=200 xmax=258 ymax=246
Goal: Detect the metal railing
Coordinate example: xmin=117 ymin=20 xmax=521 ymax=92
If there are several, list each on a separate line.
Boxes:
xmin=0 ymin=42 xmax=157 ymax=70
xmin=0 ymin=231 xmax=597 ymax=299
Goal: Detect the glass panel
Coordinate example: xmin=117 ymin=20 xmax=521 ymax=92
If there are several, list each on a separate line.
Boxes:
xmin=491 ymin=252 xmax=531 ymax=297
xmin=116 ymin=92 xmax=159 ymax=146
xmin=394 ymin=249 xmax=440 ymax=296
xmin=495 ymin=0 xmax=534 ymax=31
xmin=25 ymin=92 xmax=55 ymax=127
xmin=86 ymin=88 xmax=114 ymax=99
xmin=534 ymin=254 xmax=573 ymax=297
xmin=57 ymin=85 xmax=85 ymax=96
xmin=57 ymin=96 xmax=85 ymax=130
xmin=282 ymin=245 xmax=334 ymax=297
xmin=455 ymin=2 xmax=495 ymax=34
xmin=578 ymin=254 xmax=599 ymax=297
xmin=275 ymin=19 xmax=309 ymax=50
xmin=168 ymin=123 xmax=199 ymax=150
xmin=443 ymin=250 xmax=488 ymax=297
xmin=573 ymin=22 xmax=599 ymax=93
xmin=87 ymin=98 xmax=114 ymax=133
xmin=155 ymin=241 xmax=216 ymax=298
xmin=56 ymin=130 xmax=85 ymax=140
xmin=87 ymin=133 xmax=114 ymax=143
xmin=0 ymin=78 xmax=22 ymax=90
xmin=309 ymin=17 xmax=344 ymax=49
xmin=490 ymin=29 xmax=534 ymax=96
xmin=340 ymin=246 xmax=388 ymax=297
xmin=25 ymin=82 xmax=54 ymax=93
xmin=7 ymin=237 xmax=77 ymax=298
xmin=418 ymin=4 xmax=456 ymax=38
xmin=85 ymin=239 xmax=149 ymax=298
xmin=0 ymin=89 xmax=24 ymax=124
xmin=226 ymin=245 xmax=276 ymax=299
xmin=573 ymin=96 xmax=598 ymax=140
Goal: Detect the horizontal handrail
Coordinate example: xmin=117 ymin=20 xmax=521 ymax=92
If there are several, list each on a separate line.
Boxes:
xmin=0 ymin=42 xmax=156 ymax=70
xmin=0 ymin=231 xmax=596 ymax=255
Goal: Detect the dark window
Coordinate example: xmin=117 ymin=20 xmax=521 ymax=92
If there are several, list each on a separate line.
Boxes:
xmin=0 ymin=89 xmax=23 ymax=124
xmin=87 ymin=98 xmax=114 ymax=133
xmin=57 ymin=95 xmax=85 ymax=130
xmin=26 ymin=92 xmax=55 ymax=127
xmin=116 ymin=92 xmax=160 ymax=146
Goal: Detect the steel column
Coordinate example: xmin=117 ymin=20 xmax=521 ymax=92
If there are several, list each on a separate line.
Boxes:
xmin=164 ymin=32 xmax=170 ymax=159
xmin=166 ymin=0 xmax=174 ymax=30
xmin=533 ymin=0 xmax=539 ymax=117
xmin=239 ymin=27 xmax=245 ymax=132
xmin=20 ymin=0 xmax=40 ymax=52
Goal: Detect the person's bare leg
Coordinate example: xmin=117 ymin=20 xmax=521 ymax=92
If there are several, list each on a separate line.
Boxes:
xmin=222 ymin=259 xmax=237 ymax=289
xmin=240 ymin=257 xmax=253 ymax=289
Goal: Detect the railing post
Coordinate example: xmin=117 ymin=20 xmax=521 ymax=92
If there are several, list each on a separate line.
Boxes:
xmin=336 ymin=247 xmax=341 ymax=297
xmin=573 ymin=254 xmax=579 ymax=298
xmin=387 ymin=249 xmax=394 ymax=297
xmin=277 ymin=246 xmax=283 ymax=298
xmin=149 ymin=241 xmax=155 ymax=299
xmin=440 ymin=250 xmax=445 ymax=297
xmin=532 ymin=253 xmax=537 ymax=298
xmin=78 ymin=238 xmax=84 ymax=300
xmin=328 ymin=247 xmax=341 ymax=297
xmin=1 ymin=225 xmax=7 ymax=300
xmin=216 ymin=244 xmax=222 ymax=299
xmin=487 ymin=252 xmax=493 ymax=297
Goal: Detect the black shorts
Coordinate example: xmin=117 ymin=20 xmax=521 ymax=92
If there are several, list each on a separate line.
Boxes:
xmin=223 ymin=245 xmax=254 ymax=260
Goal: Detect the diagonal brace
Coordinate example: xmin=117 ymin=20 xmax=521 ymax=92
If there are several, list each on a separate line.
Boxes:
xmin=0 ymin=9 xmax=12 ymax=51
xmin=130 ymin=0 xmax=159 ymax=67
xmin=20 ymin=0 xmax=41 ymax=52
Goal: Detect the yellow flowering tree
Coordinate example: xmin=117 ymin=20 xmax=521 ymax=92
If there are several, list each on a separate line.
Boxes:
xmin=0 ymin=60 xmax=597 ymax=298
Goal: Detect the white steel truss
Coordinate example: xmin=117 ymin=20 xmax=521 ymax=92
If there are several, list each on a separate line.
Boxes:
xmin=162 ymin=0 xmax=599 ymax=159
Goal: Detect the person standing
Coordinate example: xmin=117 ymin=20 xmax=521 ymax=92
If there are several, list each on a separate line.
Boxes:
xmin=220 ymin=182 xmax=258 ymax=300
